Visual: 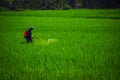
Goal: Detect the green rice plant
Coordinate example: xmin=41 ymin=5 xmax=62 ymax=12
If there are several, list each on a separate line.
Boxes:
xmin=0 ymin=10 xmax=120 ymax=80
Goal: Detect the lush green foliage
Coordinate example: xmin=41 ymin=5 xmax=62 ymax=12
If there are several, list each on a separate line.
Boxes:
xmin=0 ymin=0 xmax=120 ymax=10
xmin=0 ymin=9 xmax=120 ymax=19
xmin=0 ymin=10 xmax=120 ymax=80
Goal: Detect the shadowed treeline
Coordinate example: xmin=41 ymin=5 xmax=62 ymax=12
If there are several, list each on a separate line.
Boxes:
xmin=0 ymin=0 xmax=120 ymax=11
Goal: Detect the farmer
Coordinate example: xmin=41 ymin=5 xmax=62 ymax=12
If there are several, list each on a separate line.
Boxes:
xmin=24 ymin=26 xmax=34 ymax=43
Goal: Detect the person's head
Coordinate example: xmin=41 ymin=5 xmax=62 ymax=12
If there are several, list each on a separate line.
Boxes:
xmin=29 ymin=26 xmax=34 ymax=31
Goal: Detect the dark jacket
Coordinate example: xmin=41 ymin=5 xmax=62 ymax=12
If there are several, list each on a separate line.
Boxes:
xmin=27 ymin=29 xmax=32 ymax=38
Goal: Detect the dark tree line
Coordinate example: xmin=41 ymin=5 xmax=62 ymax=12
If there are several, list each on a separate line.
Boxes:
xmin=0 ymin=0 xmax=120 ymax=10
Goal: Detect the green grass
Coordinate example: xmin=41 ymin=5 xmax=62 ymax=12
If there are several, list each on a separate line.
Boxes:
xmin=0 ymin=9 xmax=120 ymax=19
xmin=0 ymin=10 xmax=120 ymax=80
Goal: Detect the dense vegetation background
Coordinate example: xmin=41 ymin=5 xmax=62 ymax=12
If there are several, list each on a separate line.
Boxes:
xmin=0 ymin=10 xmax=120 ymax=80
xmin=0 ymin=0 xmax=120 ymax=80
xmin=0 ymin=0 xmax=120 ymax=11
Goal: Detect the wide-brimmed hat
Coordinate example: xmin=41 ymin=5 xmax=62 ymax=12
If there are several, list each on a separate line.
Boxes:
xmin=29 ymin=26 xmax=34 ymax=29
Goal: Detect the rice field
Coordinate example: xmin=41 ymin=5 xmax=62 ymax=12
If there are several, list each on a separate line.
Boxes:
xmin=0 ymin=10 xmax=120 ymax=80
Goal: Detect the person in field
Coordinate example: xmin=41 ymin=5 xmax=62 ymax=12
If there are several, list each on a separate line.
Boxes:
xmin=24 ymin=26 xmax=34 ymax=43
